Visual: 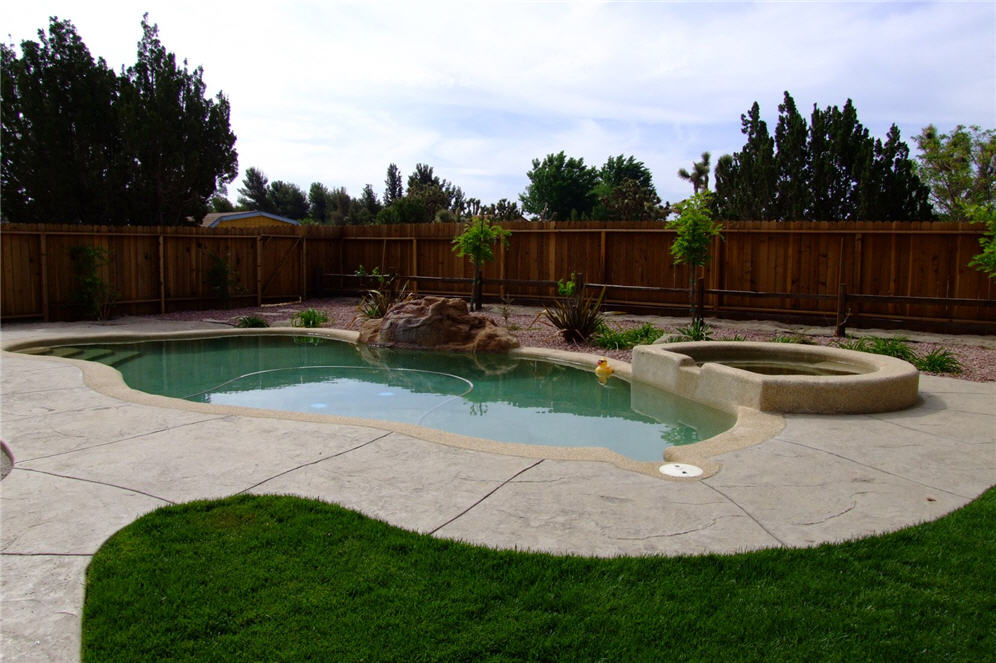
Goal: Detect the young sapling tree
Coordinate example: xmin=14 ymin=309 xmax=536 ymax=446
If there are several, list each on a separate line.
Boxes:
xmin=451 ymin=216 xmax=512 ymax=311
xmin=667 ymin=192 xmax=722 ymax=324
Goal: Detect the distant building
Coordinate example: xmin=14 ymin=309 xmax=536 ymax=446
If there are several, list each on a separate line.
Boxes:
xmin=200 ymin=211 xmax=300 ymax=229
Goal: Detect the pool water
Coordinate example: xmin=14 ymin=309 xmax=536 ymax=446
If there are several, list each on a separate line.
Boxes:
xmin=40 ymin=335 xmax=735 ymax=462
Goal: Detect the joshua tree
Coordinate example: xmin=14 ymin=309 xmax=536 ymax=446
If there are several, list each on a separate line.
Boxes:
xmin=678 ymin=152 xmax=712 ymax=194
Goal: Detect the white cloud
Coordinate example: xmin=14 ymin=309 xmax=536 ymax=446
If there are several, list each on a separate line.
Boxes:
xmin=5 ymin=0 xmax=994 ymax=207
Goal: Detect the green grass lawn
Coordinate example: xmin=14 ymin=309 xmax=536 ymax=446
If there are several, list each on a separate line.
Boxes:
xmin=83 ymin=488 xmax=994 ymax=662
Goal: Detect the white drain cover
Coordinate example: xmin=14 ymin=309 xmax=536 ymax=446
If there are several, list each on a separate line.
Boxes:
xmin=659 ymin=462 xmax=703 ymax=478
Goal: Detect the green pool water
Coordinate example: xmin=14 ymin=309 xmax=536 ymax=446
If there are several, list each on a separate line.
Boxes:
xmin=37 ymin=335 xmax=735 ymax=462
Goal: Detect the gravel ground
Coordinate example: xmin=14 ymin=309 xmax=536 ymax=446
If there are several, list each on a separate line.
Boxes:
xmin=157 ymin=296 xmax=996 ymax=382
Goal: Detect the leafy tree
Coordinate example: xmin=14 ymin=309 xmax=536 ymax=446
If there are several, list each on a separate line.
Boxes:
xmin=451 ymin=216 xmax=512 ymax=311
xmin=326 ymin=187 xmax=355 ymax=225
xmin=237 ymin=167 xmax=273 ymax=211
xmin=677 ymin=152 xmax=711 ymax=194
xmin=384 ymin=163 xmax=403 ymax=205
xmin=966 ymin=204 xmax=996 ymax=279
xmin=601 ymin=179 xmax=667 ymax=221
xmin=520 ymin=151 xmax=599 ymax=220
xmin=405 ymin=163 xmax=462 ymax=220
xmin=1 ymin=18 xmax=124 ymax=224
xmin=667 ymin=192 xmax=722 ymax=323
xmin=914 ymin=125 xmax=996 ymax=218
xmin=592 ymin=155 xmax=661 ymax=221
xmin=600 ymin=154 xmax=655 ymax=191
xmin=376 ymin=196 xmax=429 ymax=224
xmin=408 ymin=181 xmax=451 ymax=220
xmin=267 ymin=181 xmax=308 ymax=219
xmin=118 ymin=14 xmax=237 ymax=225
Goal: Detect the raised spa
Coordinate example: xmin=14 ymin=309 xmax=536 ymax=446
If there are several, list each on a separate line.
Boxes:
xmin=634 ymin=341 xmax=920 ymax=414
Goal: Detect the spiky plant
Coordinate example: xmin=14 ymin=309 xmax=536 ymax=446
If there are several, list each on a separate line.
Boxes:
xmin=544 ymin=287 xmax=605 ymax=344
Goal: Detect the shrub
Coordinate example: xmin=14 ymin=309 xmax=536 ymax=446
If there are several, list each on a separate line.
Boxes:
xmin=836 ymin=336 xmax=917 ymax=362
xmin=356 ymin=280 xmax=411 ymax=320
xmin=913 ymin=348 xmax=963 ymax=374
xmin=663 ymin=318 xmax=713 ymax=343
xmin=592 ymin=322 xmax=665 ymax=350
xmin=68 ymin=245 xmax=118 ymax=320
xmin=234 ymin=315 xmax=269 ymax=328
xmin=291 ymin=308 xmax=330 ymax=328
xmin=205 ymin=250 xmax=242 ymax=306
xmin=772 ymin=334 xmax=815 ymax=344
xmin=835 ymin=336 xmax=961 ymax=373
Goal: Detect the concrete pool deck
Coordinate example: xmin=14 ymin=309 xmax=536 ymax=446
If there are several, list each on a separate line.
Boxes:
xmin=1 ymin=318 xmax=994 ymax=662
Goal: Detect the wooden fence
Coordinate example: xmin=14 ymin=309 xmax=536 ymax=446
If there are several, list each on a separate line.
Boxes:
xmin=2 ymin=220 xmax=993 ymax=333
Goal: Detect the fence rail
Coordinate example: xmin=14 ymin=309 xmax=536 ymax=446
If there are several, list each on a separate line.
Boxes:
xmin=2 ymin=220 xmax=993 ymax=333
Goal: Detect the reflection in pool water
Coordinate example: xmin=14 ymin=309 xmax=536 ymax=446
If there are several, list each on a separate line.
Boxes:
xmin=41 ymin=335 xmax=735 ymax=462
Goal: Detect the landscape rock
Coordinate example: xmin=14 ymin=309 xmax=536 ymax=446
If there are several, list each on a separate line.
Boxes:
xmin=358 ymin=296 xmax=519 ymax=353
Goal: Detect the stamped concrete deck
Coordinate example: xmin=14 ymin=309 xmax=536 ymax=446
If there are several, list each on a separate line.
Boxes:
xmin=1 ymin=318 xmax=994 ymax=662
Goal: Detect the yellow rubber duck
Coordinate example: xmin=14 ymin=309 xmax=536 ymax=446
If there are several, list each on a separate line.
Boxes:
xmin=595 ymin=358 xmax=614 ymax=384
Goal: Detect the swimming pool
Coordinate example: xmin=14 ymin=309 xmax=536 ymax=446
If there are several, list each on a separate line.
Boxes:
xmin=30 ymin=334 xmax=735 ymax=462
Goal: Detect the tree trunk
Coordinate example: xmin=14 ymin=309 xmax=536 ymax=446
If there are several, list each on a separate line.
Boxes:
xmin=473 ymin=264 xmax=482 ymax=311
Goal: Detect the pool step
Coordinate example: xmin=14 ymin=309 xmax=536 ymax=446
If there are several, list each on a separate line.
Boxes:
xmin=47 ymin=347 xmax=84 ymax=359
xmin=102 ymin=350 xmax=141 ymax=367
xmin=43 ymin=347 xmax=139 ymax=366
xmin=75 ymin=348 xmax=115 ymax=362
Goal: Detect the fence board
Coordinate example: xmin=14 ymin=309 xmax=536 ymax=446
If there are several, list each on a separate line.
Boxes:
xmin=2 ymin=220 xmax=993 ymax=332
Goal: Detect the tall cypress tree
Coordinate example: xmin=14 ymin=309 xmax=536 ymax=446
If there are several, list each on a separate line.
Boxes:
xmin=774 ymin=92 xmax=809 ymax=220
xmin=119 ymin=14 xmax=237 ymax=225
xmin=1 ymin=19 xmax=125 ymax=224
xmin=714 ymin=93 xmax=931 ymax=221
xmin=2 ymin=15 xmax=238 ymax=225
xmin=713 ymin=103 xmax=776 ymax=220
xmin=384 ymin=163 xmax=403 ymax=205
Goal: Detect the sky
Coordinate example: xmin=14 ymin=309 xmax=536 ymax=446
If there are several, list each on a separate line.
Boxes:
xmin=4 ymin=1 xmax=994 ymax=209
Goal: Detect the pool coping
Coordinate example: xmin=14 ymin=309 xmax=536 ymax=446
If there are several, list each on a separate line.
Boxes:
xmin=2 ymin=318 xmax=993 ymax=663
xmin=2 ymin=328 xmax=784 ymax=480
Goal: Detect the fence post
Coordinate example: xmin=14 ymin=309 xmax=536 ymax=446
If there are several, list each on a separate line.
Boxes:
xmin=40 ymin=233 xmax=50 ymax=321
xmin=835 ymin=283 xmax=848 ymax=337
xmin=157 ymin=233 xmax=165 ymax=314
xmin=256 ymin=235 xmax=263 ymax=307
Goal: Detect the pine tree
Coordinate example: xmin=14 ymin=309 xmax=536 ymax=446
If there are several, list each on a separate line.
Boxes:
xmin=774 ymin=92 xmax=809 ymax=220
xmin=237 ymin=168 xmax=272 ymax=211
xmin=714 ymin=94 xmax=931 ymax=221
xmin=384 ymin=163 xmax=403 ymax=205
xmin=119 ymin=14 xmax=237 ymax=225
xmin=1 ymin=19 xmax=125 ymax=223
